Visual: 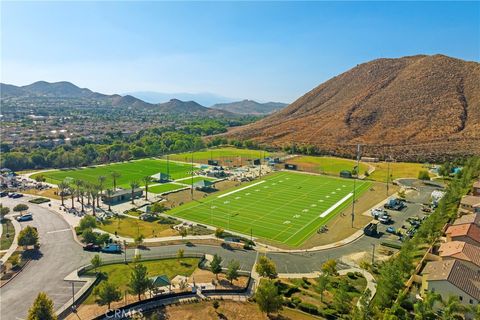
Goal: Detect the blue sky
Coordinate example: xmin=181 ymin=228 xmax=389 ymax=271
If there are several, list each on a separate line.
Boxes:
xmin=1 ymin=1 xmax=479 ymax=103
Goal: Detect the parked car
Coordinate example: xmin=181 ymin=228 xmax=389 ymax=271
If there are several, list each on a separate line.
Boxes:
xmin=386 ymin=226 xmax=396 ymax=234
xmin=371 ymin=208 xmax=388 ymax=218
xmin=101 ymin=243 xmax=122 ymax=253
xmin=83 ymin=243 xmax=101 ymax=252
xmin=11 ymin=193 xmax=23 ymax=198
xmin=16 ymin=214 xmax=33 ymax=222
xmin=0 ymin=191 xmax=8 ymax=197
xmin=378 ymin=214 xmax=392 ymax=224
xmin=364 ymin=222 xmax=379 ymax=236
xmin=384 ymin=198 xmax=406 ymax=211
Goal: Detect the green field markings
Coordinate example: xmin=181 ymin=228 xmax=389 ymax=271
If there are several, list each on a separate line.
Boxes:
xmin=167 ymin=147 xmax=270 ymax=163
xmin=168 ymin=171 xmax=372 ymax=246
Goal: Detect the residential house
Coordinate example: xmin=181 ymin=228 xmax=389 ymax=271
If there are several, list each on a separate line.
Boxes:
xmin=459 ymin=195 xmax=480 ymax=214
xmin=453 ymin=213 xmax=480 ymax=227
xmin=101 ymin=188 xmax=143 ymax=205
xmin=438 ymin=241 xmax=480 ymax=269
xmin=421 ymin=260 xmax=480 ymax=307
xmin=445 ymin=223 xmax=480 ymax=246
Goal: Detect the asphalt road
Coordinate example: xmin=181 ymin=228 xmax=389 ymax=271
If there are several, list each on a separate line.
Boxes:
xmin=0 ymin=179 xmax=440 ymax=319
xmin=0 ymin=198 xmax=92 ymax=320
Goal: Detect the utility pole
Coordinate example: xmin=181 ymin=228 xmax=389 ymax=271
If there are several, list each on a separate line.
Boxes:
xmin=166 ymin=154 xmax=170 ymax=180
xmin=71 ymin=282 xmax=76 ymax=313
xmin=351 ymin=144 xmax=361 ymax=228
xmin=123 ymin=240 xmax=127 ymax=264
xmin=191 ymin=152 xmax=194 ymax=200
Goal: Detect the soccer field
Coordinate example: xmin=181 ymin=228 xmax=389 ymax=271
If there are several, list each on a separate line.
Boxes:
xmin=167 ymin=147 xmax=271 ymax=166
xmin=168 ymin=171 xmax=371 ymax=247
xmin=33 ymin=159 xmax=193 ymax=188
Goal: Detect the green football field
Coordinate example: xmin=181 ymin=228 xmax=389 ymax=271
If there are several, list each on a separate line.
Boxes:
xmin=33 ymin=159 xmax=193 ymax=188
xmin=167 ymin=147 xmax=271 ymax=165
xmin=168 ymin=171 xmax=371 ymax=247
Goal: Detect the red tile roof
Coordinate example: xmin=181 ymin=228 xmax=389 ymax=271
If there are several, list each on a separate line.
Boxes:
xmin=439 ymin=241 xmax=480 ymax=268
xmin=446 ymin=223 xmax=480 ymax=244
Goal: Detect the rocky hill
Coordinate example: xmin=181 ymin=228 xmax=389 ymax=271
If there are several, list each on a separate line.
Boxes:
xmin=226 ymin=55 xmax=480 ymax=161
xmin=210 ymin=99 xmax=287 ymax=115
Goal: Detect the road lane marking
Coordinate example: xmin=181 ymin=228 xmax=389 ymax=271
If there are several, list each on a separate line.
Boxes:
xmin=46 ymin=228 xmax=71 ymax=234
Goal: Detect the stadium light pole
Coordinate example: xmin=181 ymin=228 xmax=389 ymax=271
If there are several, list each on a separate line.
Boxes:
xmin=167 ymin=154 xmax=170 ymax=180
xmin=191 ymin=152 xmax=194 ymax=200
xmin=351 ymin=144 xmax=361 ymax=228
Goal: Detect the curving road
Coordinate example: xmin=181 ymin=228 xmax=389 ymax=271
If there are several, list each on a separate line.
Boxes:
xmin=0 ymin=179 xmax=439 ymax=319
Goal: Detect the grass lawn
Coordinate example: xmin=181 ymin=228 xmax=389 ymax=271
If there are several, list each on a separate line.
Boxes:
xmin=32 ymin=158 xmax=193 ymax=188
xmin=168 ymin=171 xmax=371 ymax=247
xmin=288 ymin=156 xmax=370 ymax=176
xmin=0 ymin=219 xmax=15 ymax=251
xmin=84 ymin=258 xmax=199 ymax=304
xmin=167 ymin=147 xmax=270 ymax=165
xmin=148 ymin=183 xmax=187 ymax=194
xmin=98 ymin=216 xmax=178 ymax=238
xmin=368 ymin=161 xmax=427 ymax=182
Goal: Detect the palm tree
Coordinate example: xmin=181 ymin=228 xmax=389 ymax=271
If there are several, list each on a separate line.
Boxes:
xmin=90 ymin=185 xmax=101 ymax=216
xmin=442 ymin=296 xmax=469 ymax=319
xmin=142 ymin=176 xmax=153 ymax=201
xmin=57 ymin=181 xmax=69 ymax=207
xmin=105 ymin=189 xmax=114 ymax=211
xmin=97 ymin=176 xmax=106 ymax=207
xmin=130 ymin=181 xmax=139 ymax=205
xmin=111 ymin=172 xmax=121 ymax=191
xmin=70 ymin=184 xmax=75 ymax=209
xmin=74 ymin=179 xmax=83 ymax=202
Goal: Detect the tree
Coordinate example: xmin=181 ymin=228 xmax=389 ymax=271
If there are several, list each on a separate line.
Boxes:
xmin=210 ymin=254 xmax=223 ymax=280
xmin=13 ymin=204 xmax=29 ymax=213
xmin=128 ymin=263 xmax=152 ymax=301
xmin=79 ymin=215 xmax=97 ymax=231
xmin=57 ymin=181 xmax=70 ymax=207
xmin=418 ymin=170 xmax=431 ymax=181
xmin=143 ymin=176 xmax=153 ymax=201
xmin=352 ymin=288 xmax=372 ymax=320
xmin=442 ymin=295 xmax=469 ymax=320
xmin=111 ymin=171 xmax=121 ymax=191
xmin=0 ymin=205 xmax=10 ymax=219
xmin=97 ymin=175 xmax=106 ymax=207
xmin=212 ymin=300 xmax=220 ymax=312
xmin=94 ymin=281 xmax=122 ymax=309
xmin=82 ymin=229 xmax=98 ymax=244
xmin=134 ymin=234 xmax=144 ymax=247
xmin=18 ymin=226 xmax=39 ymax=248
xmin=321 ymin=259 xmax=338 ymax=276
xmin=177 ymin=248 xmax=184 ymax=259
xmin=151 ymin=202 xmax=165 ymax=213
xmin=215 ymin=228 xmax=224 ymax=238
xmin=179 ymin=228 xmax=187 ymax=239
xmin=105 ymin=189 xmax=114 ymax=211
xmin=130 ymin=181 xmax=139 ymax=204
xmin=255 ymin=255 xmax=277 ymax=279
xmin=316 ymin=273 xmax=330 ymax=302
xmin=255 ymin=279 xmax=283 ymax=316
xmin=91 ymin=254 xmax=102 ymax=274
xmin=26 ymin=292 xmax=57 ymax=320
xmin=333 ymin=279 xmax=352 ymax=314
xmin=226 ymin=260 xmax=240 ymax=284
xmin=413 ymin=291 xmax=441 ymax=320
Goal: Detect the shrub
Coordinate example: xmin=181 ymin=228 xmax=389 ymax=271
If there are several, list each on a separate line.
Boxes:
xmin=29 ymin=197 xmax=51 ymax=204
xmin=347 ymin=272 xmax=357 ymax=279
xmin=291 ymin=296 xmax=302 ymax=307
xmin=298 ymin=302 xmax=318 ymax=315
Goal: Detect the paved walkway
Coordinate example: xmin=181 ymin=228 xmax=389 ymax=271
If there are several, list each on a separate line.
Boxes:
xmin=93 ymin=228 xmax=217 ymax=243
xmin=0 ymin=214 xmax=22 ymax=264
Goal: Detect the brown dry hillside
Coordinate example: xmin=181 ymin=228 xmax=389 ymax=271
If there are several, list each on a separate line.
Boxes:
xmin=226 ymin=55 xmax=480 ymax=161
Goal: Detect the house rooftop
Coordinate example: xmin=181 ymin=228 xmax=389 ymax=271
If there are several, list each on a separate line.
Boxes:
xmin=446 ymin=223 xmax=480 ymax=243
xmin=439 ymin=241 xmax=480 ymax=268
xmin=453 ymin=213 xmax=480 ymax=226
xmin=461 ymin=195 xmax=480 ymax=207
xmin=422 ymin=260 xmax=480 ymax=300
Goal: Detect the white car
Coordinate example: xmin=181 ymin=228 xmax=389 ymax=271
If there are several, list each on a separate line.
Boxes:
xmin=371 ymin=208 xmax=388 ymax=218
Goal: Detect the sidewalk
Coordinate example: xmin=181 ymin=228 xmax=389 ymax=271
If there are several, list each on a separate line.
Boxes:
xmin=0 ymin=214 xmax=22 ymax=264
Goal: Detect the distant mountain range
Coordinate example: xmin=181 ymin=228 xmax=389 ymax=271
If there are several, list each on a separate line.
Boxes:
xmin=1 ymin=81 xmax=287 ymax=116
xmin=124 ymin=91 xmax=236 ymax=107
xmin=226 ymin=54 xmax=480 ymax=160
xmin=210 ymin=100 xmax=287 ymax=115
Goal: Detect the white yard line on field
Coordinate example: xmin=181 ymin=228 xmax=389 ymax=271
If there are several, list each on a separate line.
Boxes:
xmin=217 ymin=180 xmax=266 ymax=198
xmin=319 ymin=192 xmax=354 ymax=218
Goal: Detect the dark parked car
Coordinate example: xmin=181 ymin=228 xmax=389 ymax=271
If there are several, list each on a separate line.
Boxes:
xmin=384 ymin=198 xmax=406 ymax=211
xmin=83 ymin=243 xmax=101 ymax=252
xmin=16 ymin=214 xmax=33 ymax=222
xmin=11 ymin=193 xmax=23 ymax=198
xmin=0 ymin=191 xmax=8 ymax=197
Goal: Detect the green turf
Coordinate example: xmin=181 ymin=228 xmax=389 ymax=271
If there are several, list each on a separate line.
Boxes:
xmin=176 ymin=176 xmax=218 ymax=184
xmin=33 ymin=158 xmax=193 ymax=188
xmin=167 ymin=147 xmax=270 ymax=164
xmin=148 ymin=183 xmax=187 ymax=194
xmin=84 ymin=258 xmax=199 ymax=304
xmin=168 ymin=171 xmax=371 ymax=247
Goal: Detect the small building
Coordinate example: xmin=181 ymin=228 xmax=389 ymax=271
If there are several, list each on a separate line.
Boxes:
xmin=150 ymin=274 xmax=171 ymax=292
xmin=453 ymin=213 xmax=480 ymax=227
xmin=445 ymin=223 xmax=480 ymax=246
xmin=438 ymin=241 xmax=480 ymax=269
xmin=339 ymin=170 xmax=352 ymax=179
xmin=459 ymin=195 xmax=480 ymax=214
xmin=473 ymin=181 xmax=480 ymax=197
xmin=360 ymin=156 xmax=379 ymax=163
xmin=101 ymin=188 xmax=143 ymax=205
xmin=151 ymin=172 xmax=170 ymax=183
xmin=421 ymin=260 xmax=480 ymax=306
xmin=193 ymin=180 xmax=215 ymax=191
